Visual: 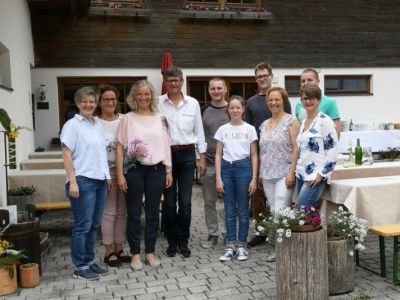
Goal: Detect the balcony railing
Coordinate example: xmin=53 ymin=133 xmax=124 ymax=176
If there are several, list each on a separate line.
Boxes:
xmin=89 ymin=0 xmax=151 ymax=17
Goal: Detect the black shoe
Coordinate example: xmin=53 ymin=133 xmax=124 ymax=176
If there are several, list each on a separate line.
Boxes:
xmin=178 ymin=242 xmax=191 ymax=258
xmin=247 ymin=235 xmax=266 ymax=248
xmin=90 ymin=263 xmax=109 ymax=276
xmin=166 ymin=244 xmax=177 ymax=257
xmin=104 ymin=252 xmax=122 ymax=267
xmin=116 ymin=250 xmax=131 ymax=264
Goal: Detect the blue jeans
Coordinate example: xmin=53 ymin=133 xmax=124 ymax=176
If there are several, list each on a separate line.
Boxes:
xmin=221 ymin=158 xmax=252 ymax=246
xmin=295 ymin=176 xmax=328 ymax=208
xmin=66 ymin=176 xmax=107 ymax=271
xmin=125 ymin=163 xmax=165 ymax=254
xmin=163 ymin=148 xmax=196 ymax=246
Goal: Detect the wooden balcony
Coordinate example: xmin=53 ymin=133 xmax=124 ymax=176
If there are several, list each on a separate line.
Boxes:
xmin=88 ymin=0 xmax=151 ymax=17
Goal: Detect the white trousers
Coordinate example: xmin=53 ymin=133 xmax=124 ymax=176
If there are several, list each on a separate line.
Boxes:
xmin=262 ymin=177 xmax=293 ymax=213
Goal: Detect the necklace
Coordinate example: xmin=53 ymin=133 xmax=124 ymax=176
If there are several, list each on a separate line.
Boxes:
xmin=268 ymin=113 xmax=286 ymax=131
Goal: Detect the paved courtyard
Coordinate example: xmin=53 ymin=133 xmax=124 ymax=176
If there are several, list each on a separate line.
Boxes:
xmin=3 ymin=184 xmax=400 ymax=300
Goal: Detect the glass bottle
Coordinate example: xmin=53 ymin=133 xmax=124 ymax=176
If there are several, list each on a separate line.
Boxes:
xmin=355 ymin=138 xmax=363 ymax=165
xmin=349 ymin=119 xmax=354 ymax=131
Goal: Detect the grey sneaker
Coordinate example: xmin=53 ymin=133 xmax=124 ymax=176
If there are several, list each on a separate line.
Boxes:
xmin=202 ymin=235 xmax=218 ymax=249
xmin=236 ymin=247 xmax=248 ymax=261
xmin=90 ymin=263 xmax=109 ymax=276
xmin=265 ymin=251 xmax=276 ymax=262
xmin=72 ymin=269 xmax=100 ymax=281
xmin=219 ymin=247 xmax=236 ymax=262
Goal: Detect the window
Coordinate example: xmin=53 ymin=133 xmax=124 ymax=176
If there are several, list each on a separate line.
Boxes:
xmin=187 ymin=77 xmax=257 ymax=107
xmin=285 ymin=76 xmax=301 ymax=96
xmin=324 ymin=75 xmax=371 ymax=95
xmin=183 ymin=0 xmax=261 ymax=9
xmin=0 ymin=42 xmax=12 ymax=91
xmin=57 ymin=77 xmax=145 ymax=128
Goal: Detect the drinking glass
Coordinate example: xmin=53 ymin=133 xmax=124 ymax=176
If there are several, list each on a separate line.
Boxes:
xmin=362 ymin=147 xmax=373 ymax=165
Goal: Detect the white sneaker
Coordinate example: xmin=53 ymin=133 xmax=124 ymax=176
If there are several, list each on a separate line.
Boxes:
xmin=236 ymin=247 xmax=248 ymax=261
xmin=219 ymin=248 xmax=235 ymax=262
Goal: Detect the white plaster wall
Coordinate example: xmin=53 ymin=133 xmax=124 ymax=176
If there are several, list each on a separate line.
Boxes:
xmin=32 ymin=67 xmax=400 ymax=149
xmin=0 ymin=0 xmax=35 ymax=207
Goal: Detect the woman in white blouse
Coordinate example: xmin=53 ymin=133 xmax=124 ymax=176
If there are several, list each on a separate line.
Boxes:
xmin=295 ymin=84 xmax=338 ymax=208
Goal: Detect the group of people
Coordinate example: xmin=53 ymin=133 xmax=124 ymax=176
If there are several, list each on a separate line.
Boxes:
xmin=60 ymin=63 xmax=340 ymax=280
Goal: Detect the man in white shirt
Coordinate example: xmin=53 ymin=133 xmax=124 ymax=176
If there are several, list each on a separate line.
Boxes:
xmin=158 ymin=66 xmax=207 ymax=258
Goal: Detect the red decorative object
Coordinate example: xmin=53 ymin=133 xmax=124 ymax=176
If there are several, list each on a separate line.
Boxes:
xmin=161 ymin=52 xmax=174 ymax=95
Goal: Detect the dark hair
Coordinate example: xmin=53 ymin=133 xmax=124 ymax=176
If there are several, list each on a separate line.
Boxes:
xmin=164 ymin=65 xmax=183 ymax=80
xmin=254 ymin=62 xmax=273 ymax=75
xmin=267 ymin=87 xmax=289 ymax=105
xmin=300 ymin=84 xmax=322 ymax=101
xmin=96 ymin=85 xmax=120 ymax=116
xmin=301 ymin=68 xmax=319 ymax=81
xmin=227 ymin=95 xmax=245 ymax=120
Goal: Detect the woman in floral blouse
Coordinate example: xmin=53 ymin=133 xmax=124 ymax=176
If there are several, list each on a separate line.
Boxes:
xmin=259 ymin=87 xmax=299 ymax=212
xmin=295 ymin=84 xmax=338 ymax=208
xmin=116 ymin=80 xmax=173 ymax=271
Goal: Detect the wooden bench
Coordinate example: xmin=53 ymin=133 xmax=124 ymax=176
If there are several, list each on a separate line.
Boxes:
xmin=356 ymin=224 xmax=400 ymax=284
xmin=34 ymin=201 xmax=70 ymax=211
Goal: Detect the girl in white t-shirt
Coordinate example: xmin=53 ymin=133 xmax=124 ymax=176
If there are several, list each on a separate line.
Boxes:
xmin=214 ymin=95 xmax=258 ymax=262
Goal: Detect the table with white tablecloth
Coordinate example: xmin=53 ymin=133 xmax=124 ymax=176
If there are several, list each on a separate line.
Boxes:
xmin=8 ymin=169 xmax=67 ymax=203
xmin=338 ymin=130 xmax=400 ymax=153
xmin=331 ymin=161 xmax=400 ymax=180
xmin=322 ymin=175 xmax=400 ymax=226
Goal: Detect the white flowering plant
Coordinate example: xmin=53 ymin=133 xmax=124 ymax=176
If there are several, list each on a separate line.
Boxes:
xmin=326 ymin=206 xmax=368 ymax=256
xmin=255 ymin=205 xmax=321 ymax=243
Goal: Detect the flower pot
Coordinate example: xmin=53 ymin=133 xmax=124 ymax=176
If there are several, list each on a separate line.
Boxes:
xmin=19 ymin=263 xmax=40 ymax=288
xmin=327 ymin=238 xmax=355 ymax=295
xmin=291 ymin=224 xmax=322 ymax=232
xmin=0 ymin=264 xmax=17 ymax=296
xmin=8 ymin=195 xmax=34 ymax=212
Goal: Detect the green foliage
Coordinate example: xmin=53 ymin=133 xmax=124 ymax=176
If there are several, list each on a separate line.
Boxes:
xmin=8 ymin=185 xmax=37 ymax=196
xmin=0 ymin=108 xmax=11 ymax=131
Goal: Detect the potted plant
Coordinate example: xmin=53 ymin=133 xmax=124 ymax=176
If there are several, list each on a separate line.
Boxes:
xmin=19 ymin=263 xmax=40 ymax=288
xmin=8 ymin=185 xmax=38 ymax=212
xmin=257 ymin=206 xmax=328 ymax=299
xmin=326 ymin=206 xmax=368 ymax=295
xmin=0 ymin=236 xmax=26 ymax=296
xmin=255 ymin=205 xmax=322 ymax=243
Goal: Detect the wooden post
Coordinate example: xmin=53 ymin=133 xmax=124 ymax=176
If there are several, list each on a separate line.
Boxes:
xmin=276 ymin=228 xmax=329 ymax=300
xmin=327 ymin=238 xmax=355 ymax=295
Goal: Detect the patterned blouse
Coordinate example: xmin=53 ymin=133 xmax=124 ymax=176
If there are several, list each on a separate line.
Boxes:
xmin=296 ymin=112 xmax=338 ymax=181
xmin=117 ymin=112 xmax=172 ymax=174
xmin=259 ymin=114 xmax=295 ymax=180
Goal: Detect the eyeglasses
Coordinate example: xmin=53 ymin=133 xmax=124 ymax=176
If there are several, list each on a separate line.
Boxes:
xmin=166 ymin=79 xmax=182 ymax=84
xmin=301 ymin=97 xmax=316 ymax=102
xmin=255 ymin=74 xmax=271 ymax=80
xmin=101 ymin=98 xmax=117 ymax=103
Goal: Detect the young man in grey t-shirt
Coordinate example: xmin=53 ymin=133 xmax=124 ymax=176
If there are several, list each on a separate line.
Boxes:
xmin=201 ymin=78 xmax=230 ymax=248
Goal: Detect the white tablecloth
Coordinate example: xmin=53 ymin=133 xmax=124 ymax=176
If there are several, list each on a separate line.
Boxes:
xmin=8 ymin=169 xmax=67 ymax=203
xmin=331 ymin=161 xmax=400 ymax=180
xmin=338 ymin=130 xmax=400 ymax=153
xmin=322 ymin=176 xmax=400 ymax=226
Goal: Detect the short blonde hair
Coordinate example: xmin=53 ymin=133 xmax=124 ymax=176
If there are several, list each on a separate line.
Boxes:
xmin=126 ymin=80 xmax=158 ymax=112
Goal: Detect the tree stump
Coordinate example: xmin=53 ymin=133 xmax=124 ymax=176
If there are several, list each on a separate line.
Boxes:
xmin=276 ymin=228 xmax=328 ymax=300
xmin=327 ymin=238 xmax=355 ymax=295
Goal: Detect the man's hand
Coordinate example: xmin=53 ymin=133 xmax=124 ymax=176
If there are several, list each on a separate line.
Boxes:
xmin=197 ymin=155 xmax=206 ymax=177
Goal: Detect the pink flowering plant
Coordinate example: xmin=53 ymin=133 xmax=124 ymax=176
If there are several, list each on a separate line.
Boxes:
xmin=256 ymin=205 xmax=321 ymax=243
xmin=327 ymin=206 xmax=368 ymax=256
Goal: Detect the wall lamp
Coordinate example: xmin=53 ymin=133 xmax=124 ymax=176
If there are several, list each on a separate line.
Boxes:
xmin=38 ymin=84 xmax=46 ymax=101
